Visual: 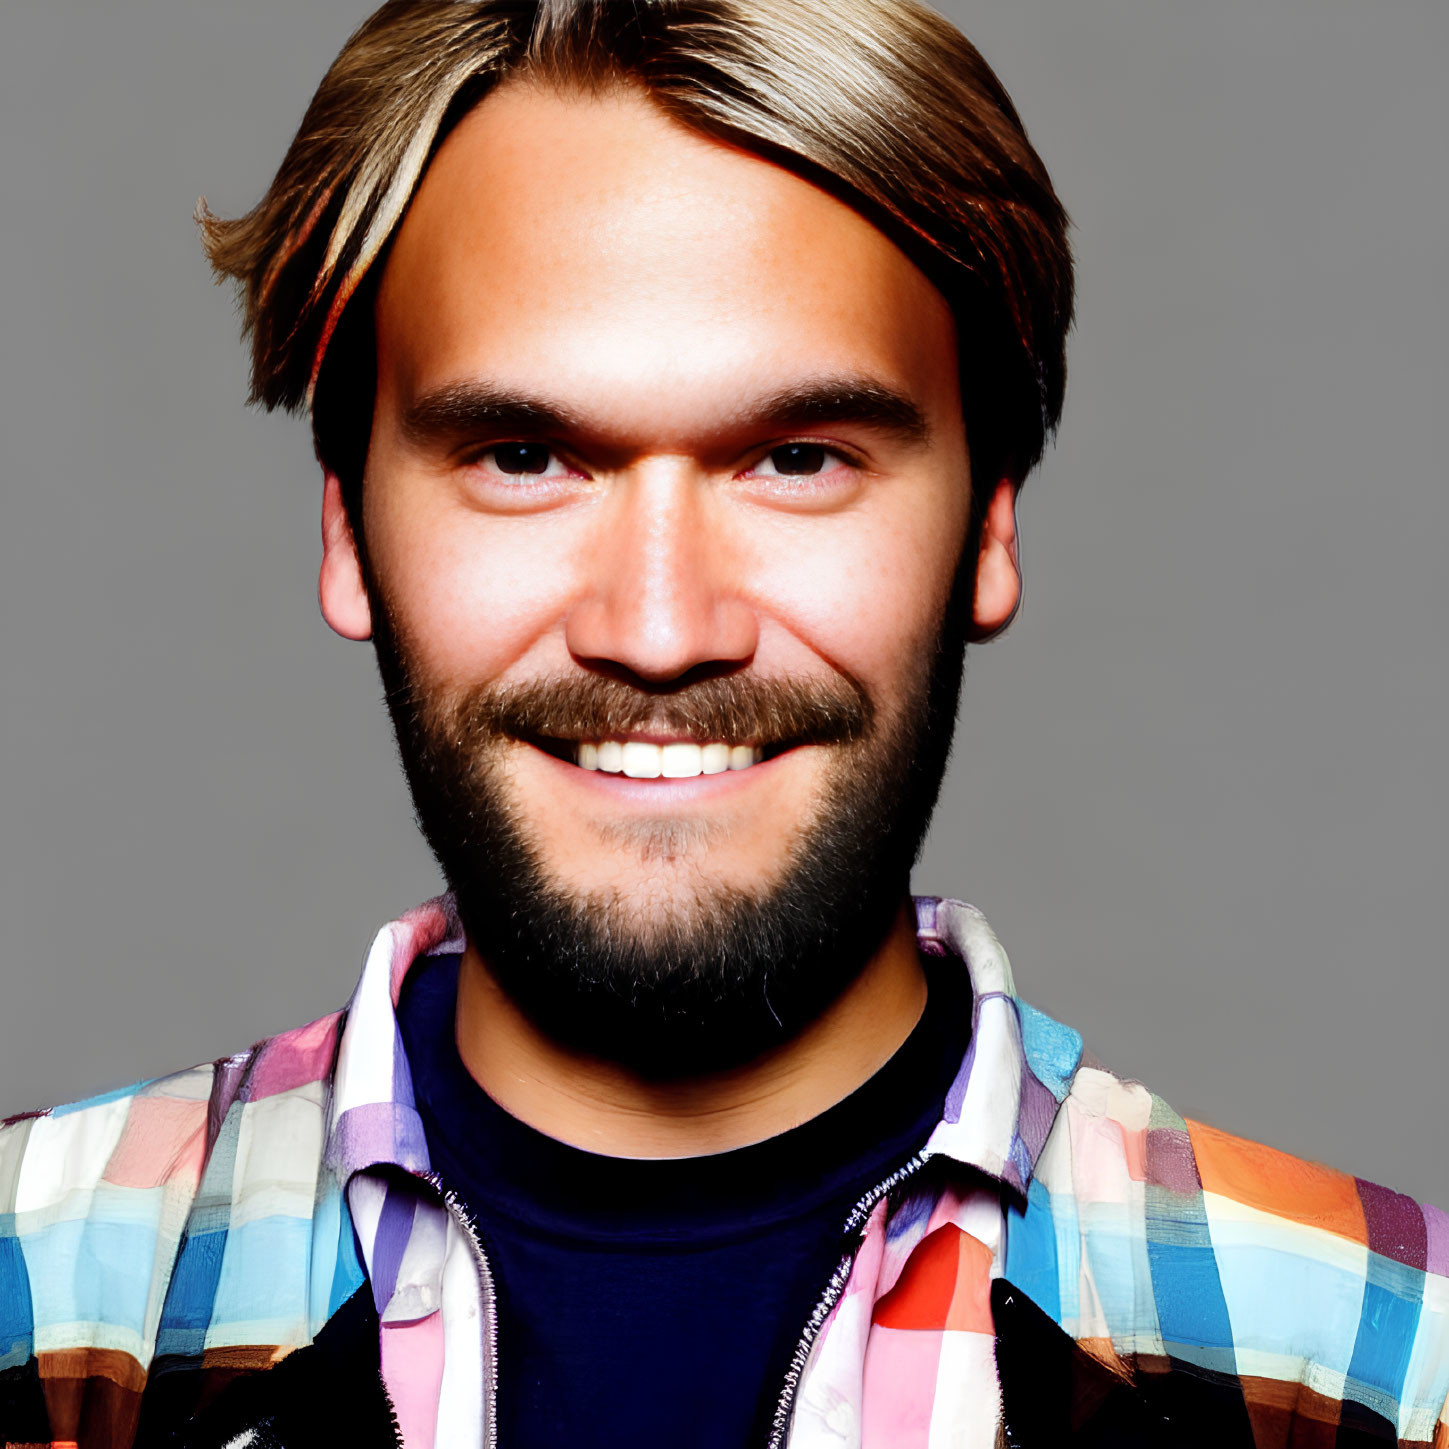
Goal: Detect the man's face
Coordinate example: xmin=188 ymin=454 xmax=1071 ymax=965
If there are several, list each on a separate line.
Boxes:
xmin=323 ymin=81 xmax=1012 ymax=1062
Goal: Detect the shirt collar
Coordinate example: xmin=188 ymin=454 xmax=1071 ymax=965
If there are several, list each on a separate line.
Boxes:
xmin=914 ymin=895 xmax=1071 ymax=1198
xmin=325 ymin=894 xmax=1069 ymax=1199
xmin=326 ymin=894 xmax=462 ymax=1181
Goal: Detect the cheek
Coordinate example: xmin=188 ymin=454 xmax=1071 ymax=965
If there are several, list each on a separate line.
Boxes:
xmin=747 ymin=504 xmax=966 ymax=696
xmin=368 ymin=495 xmax=580 ymax=688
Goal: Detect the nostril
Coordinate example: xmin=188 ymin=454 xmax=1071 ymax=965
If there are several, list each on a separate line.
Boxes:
xmin=563 ymin=594 xmax=759 ymax=688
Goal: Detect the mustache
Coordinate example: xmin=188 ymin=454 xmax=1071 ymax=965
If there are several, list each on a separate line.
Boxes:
xmin=433 ymin=672 xmax=873 ymax=748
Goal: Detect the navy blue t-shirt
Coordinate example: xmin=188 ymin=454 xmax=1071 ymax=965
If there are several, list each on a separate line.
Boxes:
xmin=396 ymin=953 xmax=971 ymax=1448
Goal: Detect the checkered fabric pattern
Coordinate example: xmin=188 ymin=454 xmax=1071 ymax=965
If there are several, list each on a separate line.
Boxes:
xmin=1 ymin=896 xmax=1445 ymax=1448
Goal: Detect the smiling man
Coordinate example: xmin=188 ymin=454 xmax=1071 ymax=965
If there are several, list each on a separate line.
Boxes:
xmin=2 ymin=2 xmax=1446 ymax=1447
xmin=340 ymin=76 xmax=1009 ymax=1121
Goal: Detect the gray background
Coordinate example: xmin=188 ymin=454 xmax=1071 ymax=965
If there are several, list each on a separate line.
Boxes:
xmin=2 ymin=1 xmax=1444 ymax=1201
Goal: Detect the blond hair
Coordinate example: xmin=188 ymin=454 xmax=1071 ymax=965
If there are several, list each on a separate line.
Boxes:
xmin=201 ymin=0 xmax=1072 ymax=500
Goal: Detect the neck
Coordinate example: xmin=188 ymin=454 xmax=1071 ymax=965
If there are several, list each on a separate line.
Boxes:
xmin=454 ymin=897 xmax=928 ymax=1158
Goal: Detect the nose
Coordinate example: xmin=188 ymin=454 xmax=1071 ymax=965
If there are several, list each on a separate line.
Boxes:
xmin=564 ymin=466 xmax=758 ymax=685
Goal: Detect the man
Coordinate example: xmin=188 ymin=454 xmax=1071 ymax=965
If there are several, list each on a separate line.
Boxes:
xmin=1 ymin=1 xmax=1444 ymax=1446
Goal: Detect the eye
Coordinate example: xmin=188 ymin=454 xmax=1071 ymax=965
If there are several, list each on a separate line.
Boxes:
xmin=476 ymin=442 xmax=572 ymax=478
xmin=751 ymin=443 xmax=839 ymax=478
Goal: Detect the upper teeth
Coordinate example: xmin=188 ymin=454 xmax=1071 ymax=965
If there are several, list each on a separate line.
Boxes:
xmin=575 ymin=741 xmax=762 ymax=778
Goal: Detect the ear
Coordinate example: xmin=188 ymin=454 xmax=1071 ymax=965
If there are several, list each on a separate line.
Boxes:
xmin=968 ymin=478 xmax=1022 ymax=642
xmin=319 ymin=471 xmax=373 ymax=641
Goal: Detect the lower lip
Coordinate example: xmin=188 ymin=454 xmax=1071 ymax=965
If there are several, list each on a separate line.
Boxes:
xmin=527 ymin=742 xmax=795 ymax=803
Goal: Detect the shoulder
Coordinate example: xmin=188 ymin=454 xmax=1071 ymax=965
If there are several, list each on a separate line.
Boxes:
xmin=0 ymin=1010 xmax=354 ymax=1442
xmin=1004 ymin=1000 xmax=1449 ymax=1443
xmin=0 ymin=1057 xmax=226 ymax=1292
xmin=0 ymin=1007 xmax=346 ymax=1232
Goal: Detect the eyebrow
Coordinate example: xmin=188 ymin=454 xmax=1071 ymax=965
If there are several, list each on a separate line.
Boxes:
xmin=399 ymin=384 xmax=582 ymax=449
xmin=743 ymin=378 xmax=932 ymax=447
xmin=398 ymin=374 xmax=932 ymax=453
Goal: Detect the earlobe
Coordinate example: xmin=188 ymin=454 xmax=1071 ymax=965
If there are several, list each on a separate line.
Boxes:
xmin=318 ymin=471 xmax=374 ymax=641
xmin=969 ymin=478 xmax=1022 ymax=642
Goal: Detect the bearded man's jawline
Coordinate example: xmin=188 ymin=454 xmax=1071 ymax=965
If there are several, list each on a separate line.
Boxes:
xmin=366 ymin=558 xmax=972 ymax=1077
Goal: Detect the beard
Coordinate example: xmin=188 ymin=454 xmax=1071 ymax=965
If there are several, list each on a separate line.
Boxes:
xmin=370 ymin=570 xmax=971 ymax=1076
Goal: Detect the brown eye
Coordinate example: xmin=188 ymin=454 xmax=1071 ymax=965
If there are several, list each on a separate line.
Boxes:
xmin=489 ymin=443 xmax=554 ymax=475
xmin=765 ymin=443 xmax=828 ymax=476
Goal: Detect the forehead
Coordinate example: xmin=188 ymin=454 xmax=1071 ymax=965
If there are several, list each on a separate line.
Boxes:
xmin=374 ymin=79 xmax=959 ymax=432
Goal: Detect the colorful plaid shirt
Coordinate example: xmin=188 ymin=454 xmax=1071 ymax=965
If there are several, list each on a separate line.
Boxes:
xmin=1 ymin=896 xmax=1446 ymax=1447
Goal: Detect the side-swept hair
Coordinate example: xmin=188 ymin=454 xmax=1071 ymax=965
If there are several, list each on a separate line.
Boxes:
xmin=200 ymin=0 xmax=1072 ymax=515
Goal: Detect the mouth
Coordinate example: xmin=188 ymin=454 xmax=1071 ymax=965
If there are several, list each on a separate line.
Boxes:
xmin=530 ymin=736 xmax=778 ymax=779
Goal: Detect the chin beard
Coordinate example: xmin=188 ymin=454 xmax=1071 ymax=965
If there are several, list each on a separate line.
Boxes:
xmin=369 ymin=578 xmax=970 ymax=1077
